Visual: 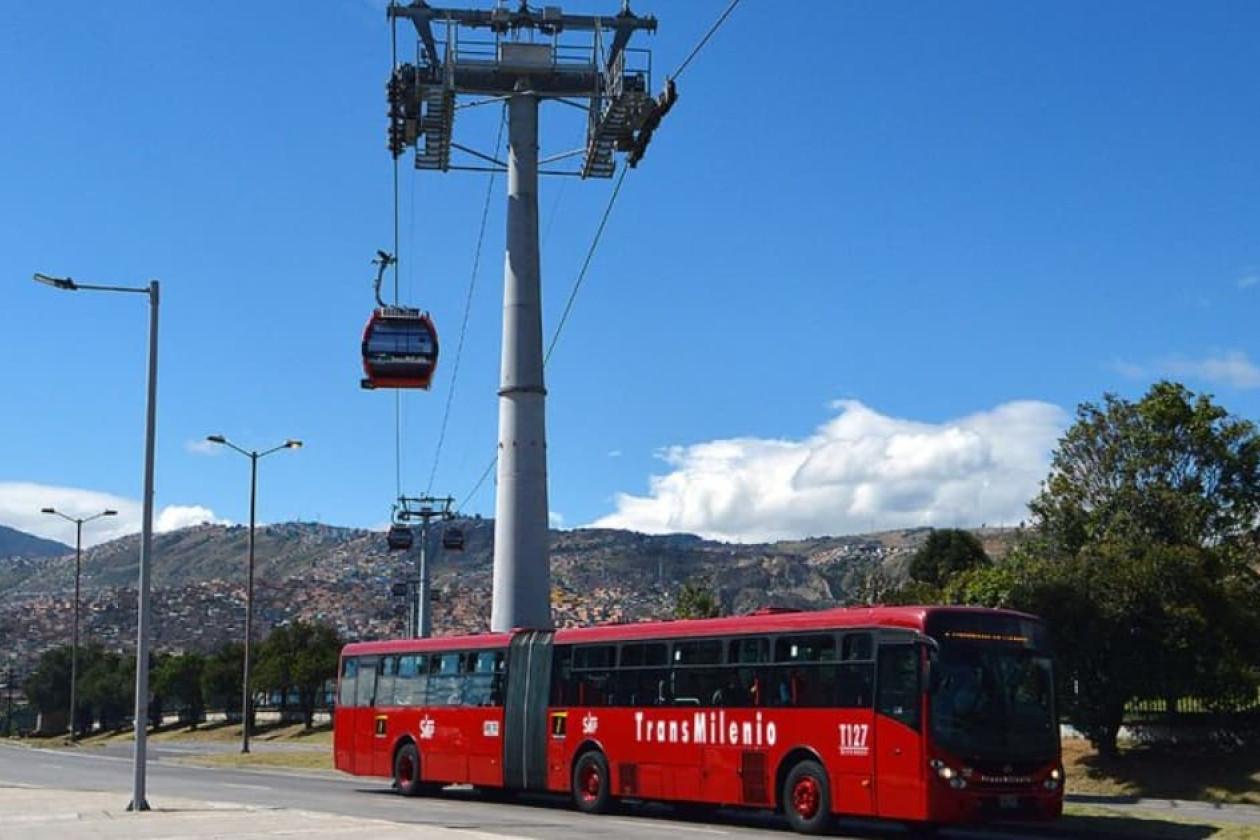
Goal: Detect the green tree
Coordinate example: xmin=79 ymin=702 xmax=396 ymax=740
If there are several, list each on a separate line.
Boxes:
xmin=291 ymin=623 xmax=342 ymax=729
xmin=79 ymin=647 xmax=133 ymax=732
xmin=1015 ymin=382 xmax=1260 ymax=755
xmin=909 ymin=529 xmax=990 ymax=588
xmin=1029 ymin=381 xmax=1260 ymax=555
xmin=201 ymin=642 xmax=243 ymax=720
xmin=23 ymin=646 xmax=71 ymax=732
xmin=675 ymin=581 xmax=722 ymax=619
xmin=255 ymin=622 xmax=342 ymax=729
xmin=153 ymin=652 xmax=206 ymax=726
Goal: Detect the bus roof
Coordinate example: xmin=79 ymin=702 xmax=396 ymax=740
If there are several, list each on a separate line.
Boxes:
xmin=339 ymin=605 xmax=1041 ymax=657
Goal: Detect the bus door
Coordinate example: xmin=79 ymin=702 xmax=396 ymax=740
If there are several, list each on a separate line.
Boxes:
xmin=424 ymin=652 xmax=468 ymax=782
xmin=464 ymin=649 xmax=507 ymax=787
xmin=503 ymin=630 xmax=555 ymax=791
xmin=873 ymin=636 xmax=926 ymax=821
xmin=352 ymin=656 xmax=381 ymax=776
xmin=333 ymin=657 xmax=357 ymax=772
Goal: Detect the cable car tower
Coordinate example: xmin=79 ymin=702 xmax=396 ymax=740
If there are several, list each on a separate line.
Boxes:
xmin=387 ymin=0 xmax=662 ymax=632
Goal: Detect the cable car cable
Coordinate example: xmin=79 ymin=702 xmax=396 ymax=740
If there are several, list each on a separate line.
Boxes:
xmin=425 ymin=106 xmax=507 ymax=496
xmin=668 ymin=0 xmax=742 ymax=83
xmin=458 ymin=1 xmax=743 ymax=511
xmin=459 ymin=166 xmax=628 ymax=511
xmin=544 ymin=165 xmax=628 ymax=365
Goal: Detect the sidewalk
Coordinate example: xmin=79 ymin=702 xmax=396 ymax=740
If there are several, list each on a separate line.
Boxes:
xmin=0 ymin=785 xmax=528 ymax=840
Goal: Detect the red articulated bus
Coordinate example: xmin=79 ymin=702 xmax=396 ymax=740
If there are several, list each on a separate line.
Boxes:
xmin=333 ymin=606 xmax=1063 ymax=834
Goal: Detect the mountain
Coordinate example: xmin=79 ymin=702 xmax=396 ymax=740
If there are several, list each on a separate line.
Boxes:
xmin=0 ymin=523 xmax=70 ymax=560
xmin=0 ymin=520 xmax=1020 ymax=669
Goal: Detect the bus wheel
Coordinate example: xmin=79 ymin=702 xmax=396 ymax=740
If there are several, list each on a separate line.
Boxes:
xmin=783 ymin=760 xmax=832 ymax=835
xmin=394 ymin=742 xmax=426 ymax=797
xmin=572 ymin=751 xmax=612 ymax=814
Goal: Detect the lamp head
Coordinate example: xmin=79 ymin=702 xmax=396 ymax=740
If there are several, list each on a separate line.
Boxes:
xmin=206 ymin=435 xmax=227 ymax=445
xmin=33 ymin=273 xmax=77 ymax=291
xmin=40 ymin=507 xmax=56 ymax=515
xmin=103 ymin=509 xmax=118 ymax=517
xmin=285 ymin=440 xmax=303 ymax=449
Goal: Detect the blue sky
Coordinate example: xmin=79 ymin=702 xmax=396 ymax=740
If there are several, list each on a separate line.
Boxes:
xmin=2 ymin=1 xmax=1257 ymax=547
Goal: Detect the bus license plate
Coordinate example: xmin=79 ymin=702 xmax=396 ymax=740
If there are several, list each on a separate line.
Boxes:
xmin=999 ymin=795 xmax=1019 ymax=809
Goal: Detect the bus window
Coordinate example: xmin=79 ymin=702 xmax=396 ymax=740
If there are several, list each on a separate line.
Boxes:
xmin=842 ymin=632 xmax=874 ymax=661
xmin=572 ymin=645 xmax=616 ymax=706
xmin=573 ymin=645 xmax=615 ymax=670
xmin=377 ymin=656 xmax=398 ymax=706
xmin=877 ymin=644 xmax=921 ymax=730
xmin=355 ymin=657 xmax=379 ymax=708
xmin=673 ymin=639 xmax=722 ymax=666
xmin=728 ymin=636 xmax=769 ymax=664
xmin=775 ymin=634 xmax=837 ymax=663
xmin=394 ymin=654 xmax=427 ymax=706
xmin=428 ymin=652 xmax=463 ymax=707
xmin=619 ymin=642 xmax=667 ymax=668
xmin=551 ymin=646 xmax=573 ymax=705
xmin=836 ymin=662 xmax=875 ymax=708
xmin=338 ymin=658 xmax=358 ymax=708
xmin=464 ymin=650 xmax=505 ymax=706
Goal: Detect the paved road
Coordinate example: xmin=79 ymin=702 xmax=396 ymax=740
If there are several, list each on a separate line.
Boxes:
xmin=2 ymin=741 xmax=1250 ymax=839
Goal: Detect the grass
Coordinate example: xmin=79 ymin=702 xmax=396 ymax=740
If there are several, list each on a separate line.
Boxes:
xmin=1063 ymin=738 xmax=1260 ymax=805
xmin=64 ymin=720 xmax=333 ymax=749
xmin=181 ymin=750 xmax=334 ymax=771
xmin=1060 ymin=804 xmax=1260 ymax=839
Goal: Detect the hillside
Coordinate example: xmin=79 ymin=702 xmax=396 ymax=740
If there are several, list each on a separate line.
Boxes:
xmin=0 ymin=523 xmax=70 ymax=560
xmin=0 ymin=520 xmax=1019 ymax=669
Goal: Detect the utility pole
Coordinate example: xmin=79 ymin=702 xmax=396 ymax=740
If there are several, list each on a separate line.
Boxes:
xmin=40 ymin=507 xmax=117 ymax=741
xmin=4 ymin=663 xmax=13 ymax=738
xmin=388 ymin=1 xmax=665 ymax=632
xmin=395 ymin=495 xmax=457 ymax=637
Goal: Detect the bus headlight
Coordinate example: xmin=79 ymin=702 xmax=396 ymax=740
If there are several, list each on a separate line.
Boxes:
xmin=949 ymin=777 xmax=967 ymax=790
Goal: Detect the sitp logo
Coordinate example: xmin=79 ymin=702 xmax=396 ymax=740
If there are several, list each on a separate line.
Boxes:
xmin=581 ymin=712 xmax=599 ymax=735
xmin=419 ymin=715 xmax=436 ymax=740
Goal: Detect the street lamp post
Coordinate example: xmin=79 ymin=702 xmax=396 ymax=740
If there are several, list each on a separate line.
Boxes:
xmin=40 ymin=507 xmax=117 ymax=741
xmin=34 ymin=272 xmax=159 ymax=813
xmin=206 ymin=435 xmax=301 ymax=754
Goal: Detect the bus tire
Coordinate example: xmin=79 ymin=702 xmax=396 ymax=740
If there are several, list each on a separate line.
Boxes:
xmin=571 ymin=750 xmax=612 ymax=814
xmin=782 ymin=759 xmax=832 ymax=835
xmin=394 ymin=742 xmax=426 ymax=797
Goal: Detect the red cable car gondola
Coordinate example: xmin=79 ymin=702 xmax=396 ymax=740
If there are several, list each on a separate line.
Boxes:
xmin=360 ymin=250 xmax=440 ymax=390
xmin=361 ymin=306 xmax=439 ymax=390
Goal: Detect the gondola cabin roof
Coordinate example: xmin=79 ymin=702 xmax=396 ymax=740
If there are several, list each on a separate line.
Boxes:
xmin=361 ymin=306 xmax=439 ymax=390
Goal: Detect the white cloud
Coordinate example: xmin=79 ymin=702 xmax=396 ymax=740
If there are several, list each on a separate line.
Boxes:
xmin=549 ymin=511 xmax=566 ymax=529
xmin=1111 ymin=351 xmax=1260 ymax=391
xmin=607 ymin=450 xmax=623 ymax=458
xmin=155 ymin=505 xmax=227 ymax=532
xmin=0 ymin=482 xmax=229 ymax=548
xmin=1109 ymin=358 xmax=1149 ymax=379
xmin=1238 ymin=275 xmax=1257 ymax=290
xmin=1163 ymin=352 xmax=1260 ymax=390
xmin=591 ymin=400 xmax=1067 ymax=543
xmin=185 ymin=438 xmax=224 ymax=456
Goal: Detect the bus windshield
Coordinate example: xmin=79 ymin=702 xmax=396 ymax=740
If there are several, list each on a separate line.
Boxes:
xmin=930 ymin=642 xmax=1057 ymax=761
